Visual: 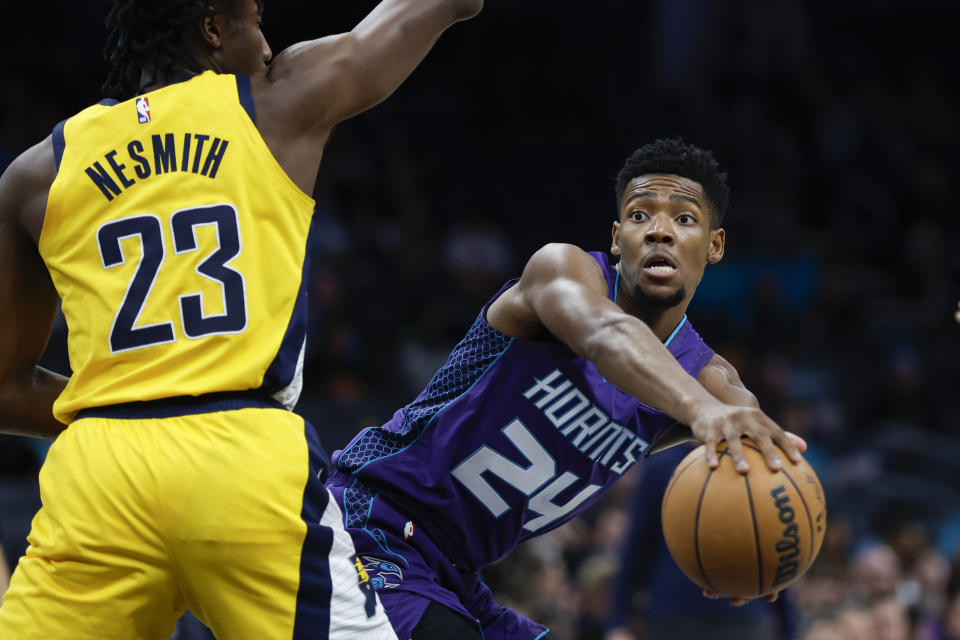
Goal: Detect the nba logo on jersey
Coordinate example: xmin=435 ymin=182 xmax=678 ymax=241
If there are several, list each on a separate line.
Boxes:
xmin=136 ymin=97 xmax=151 ymax=124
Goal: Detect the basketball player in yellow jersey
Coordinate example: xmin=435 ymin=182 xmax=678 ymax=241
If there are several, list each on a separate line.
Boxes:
xmin=0 ymin=0 xmax=482 ymax=638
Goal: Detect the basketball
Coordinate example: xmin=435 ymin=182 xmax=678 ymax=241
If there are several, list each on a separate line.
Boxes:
xmin=661 ymin=438 xmax=827 ymax=598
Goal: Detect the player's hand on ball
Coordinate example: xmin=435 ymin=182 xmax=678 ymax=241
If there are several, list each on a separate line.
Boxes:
xmin=688 ymin=400 xmax=802 ymax=473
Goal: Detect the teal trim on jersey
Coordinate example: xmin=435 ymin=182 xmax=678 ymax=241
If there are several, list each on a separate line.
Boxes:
xmin=349 ymin=337 xmax=516 ymax=475
xmin=612 ymin=266 xmax=686 ymax=348
xmin=533 ymin=630 xmax=550 ymax=639
xmin=664 ymin=315 xmax=687 ymax=348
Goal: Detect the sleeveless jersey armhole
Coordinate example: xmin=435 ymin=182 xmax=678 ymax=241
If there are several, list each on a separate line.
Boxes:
xmin=236 ymin=75 xmax=257 ymax=124
xmin=51 ymin=120 xmax=66 ymax=170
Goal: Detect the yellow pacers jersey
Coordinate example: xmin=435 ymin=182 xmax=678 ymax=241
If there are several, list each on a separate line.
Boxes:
xmin=40 ymin=71 xmax=315 ymax=423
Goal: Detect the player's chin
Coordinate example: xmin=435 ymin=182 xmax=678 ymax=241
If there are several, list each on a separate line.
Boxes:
xmin=636 ymin=282 xmax=686 ymax=308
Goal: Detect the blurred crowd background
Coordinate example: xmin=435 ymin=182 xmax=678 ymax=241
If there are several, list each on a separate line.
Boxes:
xmin=2 ymin=1 xmax=959 ymax=639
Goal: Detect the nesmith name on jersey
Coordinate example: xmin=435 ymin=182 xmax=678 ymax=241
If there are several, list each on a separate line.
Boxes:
xmin=84 ymin=132 xmax=230 ymax=201
xmin=523 ymin=369 xmax=649 ymax=475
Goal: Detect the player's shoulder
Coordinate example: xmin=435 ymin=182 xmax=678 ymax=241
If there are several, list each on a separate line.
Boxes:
xmin=3 ymin=137 xmax=56 ymax=183
xmin=0 ymin=136 xmax=56 ymax=233
xmin=524 ymin=242 xmax=604 ymax=276
xmin=512 ymin=243 xmax=610 ymax=302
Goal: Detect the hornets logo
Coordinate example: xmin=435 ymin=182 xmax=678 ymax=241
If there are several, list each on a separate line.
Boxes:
xmin=360 ymin=556 xmax=404 ymax=590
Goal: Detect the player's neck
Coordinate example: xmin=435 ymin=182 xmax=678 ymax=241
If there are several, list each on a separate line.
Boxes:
xmin=139 ymin=65 xmax=202 ymax=94
xmin=635 ymin=306 xmax=689 ymax=343
xmin=614 ymin=272 xmax=690 ymax=342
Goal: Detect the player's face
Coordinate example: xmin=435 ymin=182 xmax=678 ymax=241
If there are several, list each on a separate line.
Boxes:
xmin=611 ymin=174 xmax=724 ymax=309
xmin=215 ymin=0 xmax=272 ymax=75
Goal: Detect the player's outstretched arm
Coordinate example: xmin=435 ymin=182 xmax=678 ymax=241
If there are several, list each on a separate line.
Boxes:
xmin=250 ymin=0 xmax=482 ymax=188
xmin=486 ymin=243 xmax=798 ymax=472
xmin=269 ymin=0 xmax=482 ymax=125
xmin=0 ymin=141 xmax=68 ymax=439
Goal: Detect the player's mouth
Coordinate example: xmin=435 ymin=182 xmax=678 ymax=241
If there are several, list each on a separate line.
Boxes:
xmin=642 ymin=253 xmax=678 ymax=279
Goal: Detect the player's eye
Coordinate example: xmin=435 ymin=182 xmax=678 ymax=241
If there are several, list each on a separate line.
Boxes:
xmin=677 ymin=214 xmax=695 ymax=224
xmin=630 ymin=210 xmax=647 ymax=221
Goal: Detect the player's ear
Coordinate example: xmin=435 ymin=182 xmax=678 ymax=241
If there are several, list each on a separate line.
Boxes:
xmin=611 ymin=221 xmax=621 ymax=256
xmin=199 ymin=13 xmax=224 ymax=49
xmin=707 ymin=227 xmax=725 ymax=264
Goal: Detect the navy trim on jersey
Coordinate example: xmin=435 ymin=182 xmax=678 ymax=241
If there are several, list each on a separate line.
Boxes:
xmin=52 ymin=120 xmax=66 ymax=169
xmin=52 ymin=99 xmax=118 ymax=170
xmin=259 ymin=214 xmax=314 ymax=395
xmin=74 ymin=390 xmax=285 ymax=420
xmin=293 ymin=419 xmax=335 ymax=639
xmin=236 ymin=75 xmax=257 ymax=124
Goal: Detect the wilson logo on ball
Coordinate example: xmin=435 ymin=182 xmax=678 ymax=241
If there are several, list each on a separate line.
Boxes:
xmin=770 ymin=484 xmax=801 ymax=588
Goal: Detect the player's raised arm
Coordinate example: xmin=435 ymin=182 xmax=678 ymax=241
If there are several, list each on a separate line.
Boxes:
xmin=486 ymin=243 xmax=792 ymax=472
xmin=254 ymin=2 xmax=479 ymax=140
xmin=0 ymin=142 xmax=68 ymax=439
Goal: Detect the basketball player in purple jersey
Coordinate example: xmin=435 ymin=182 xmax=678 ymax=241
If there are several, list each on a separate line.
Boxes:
xmin=326 ymin=138 xmax=807 ymax=639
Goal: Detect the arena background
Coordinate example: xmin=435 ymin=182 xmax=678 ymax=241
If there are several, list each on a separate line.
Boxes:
xmin=1 ymin=2 xmax=958 ymax=638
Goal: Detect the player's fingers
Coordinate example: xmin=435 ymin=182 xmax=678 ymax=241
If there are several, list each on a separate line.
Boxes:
xmin=786 ymin=431 xmax=807 ymax=453
xmin=702 ymin=589 xmax=719 ymax=599
xmin=764 ymin=592 xmax=779 ymax=603
xmin=729 ymin=597 xmax=749 ymax=607
xmin=724 ymin=433 xmax=749 ymax=474
xmin=769 ymin=422 xmax=802 ymax=463
xmin=704 ymin=437 xmax=719 ymax=469
xmin=754 ymin=430 xmax=783 ymax=472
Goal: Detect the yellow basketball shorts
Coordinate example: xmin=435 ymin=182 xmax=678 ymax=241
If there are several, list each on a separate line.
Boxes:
xmin=0 ymin=395 xmax=397 ymax=640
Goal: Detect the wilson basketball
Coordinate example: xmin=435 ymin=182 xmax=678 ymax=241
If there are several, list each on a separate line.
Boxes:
xmin=661 ymin=438 xmax=827 ymax=598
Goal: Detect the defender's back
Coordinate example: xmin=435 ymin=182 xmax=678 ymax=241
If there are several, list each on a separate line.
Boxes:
xmin=40 ymin=71 xmax=314 ymax=423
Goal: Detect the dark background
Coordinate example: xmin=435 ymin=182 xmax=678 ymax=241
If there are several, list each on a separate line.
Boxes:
xmin=1 ymin=2 xmax=959 ymax=638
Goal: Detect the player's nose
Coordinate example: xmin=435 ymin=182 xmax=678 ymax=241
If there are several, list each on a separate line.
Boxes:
xmin=261 ymin=35 xmax=272 ymax=65
xmin=644 ymin=215 xmax=674 ymax=243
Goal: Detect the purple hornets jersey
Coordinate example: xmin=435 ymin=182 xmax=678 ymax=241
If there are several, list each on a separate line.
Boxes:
xmin=329 ymin=252 xmax=714 ymax=571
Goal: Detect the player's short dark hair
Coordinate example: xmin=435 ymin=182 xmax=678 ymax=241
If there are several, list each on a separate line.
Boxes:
xmin=102 ymin=0 xmax=263 ymax=100
xmin=614 ymin=138 xmax=730 ymax=228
